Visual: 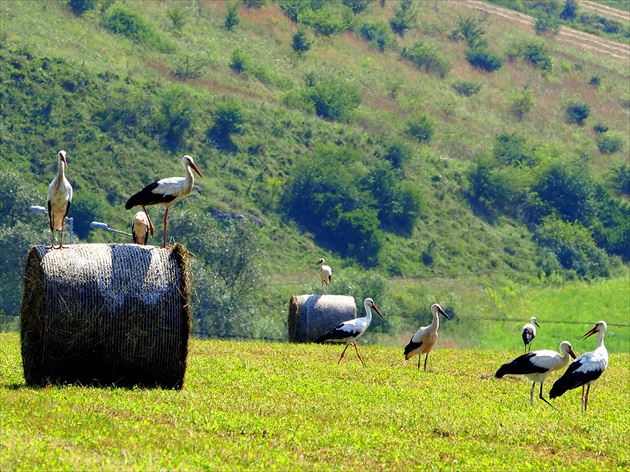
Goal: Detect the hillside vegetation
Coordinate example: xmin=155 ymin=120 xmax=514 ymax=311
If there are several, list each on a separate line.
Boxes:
xmin=0 ymin=1 xmax=628 ymax=345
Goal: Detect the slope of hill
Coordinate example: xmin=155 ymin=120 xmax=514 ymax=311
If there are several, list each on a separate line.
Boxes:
xmin=0 ymin=0 xmax=628 ymax=343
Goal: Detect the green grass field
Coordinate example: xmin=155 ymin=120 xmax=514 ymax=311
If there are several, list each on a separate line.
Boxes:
xmin=1 ymin=333 xmax=628 ymax=471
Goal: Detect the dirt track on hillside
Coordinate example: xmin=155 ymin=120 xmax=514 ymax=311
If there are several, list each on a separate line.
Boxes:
xmin=451 ymin=0 xmax=630 ymax=62
xmin=581 ymin=1 xmax=630 ymax=22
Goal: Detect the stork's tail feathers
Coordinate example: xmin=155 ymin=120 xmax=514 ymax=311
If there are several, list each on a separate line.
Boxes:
xmin=549 ymin=377 xmax=572 ymax=399
xmin=403 ymin=341 xmax=421 ymax=360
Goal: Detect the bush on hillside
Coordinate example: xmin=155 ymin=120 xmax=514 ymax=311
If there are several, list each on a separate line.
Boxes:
xmin=299 ymin=4 xmax=354 ymax=36
xmin=406 ymin=114 xmax=434 ymax=143
xmin=494 ymin=133 xmax=535 ymax=166
xmin=402 ymin=42 xmax=451 ymax=78
xmin=343 ymin=0 xmax=371 ymax=15
xmin=305 ymin=77 xmax=362 ymax=121
xmin=381 ymin=139 xmax=413 ymax=169
xmin=596 ymin=131 xmax=624 ymax=155
xmin=611 ymin=162 xmax=630 ymax=196
xmin=534 ymin=11 xmax=561 ymax=36
xmin=452 ymin=80 xmax=482 ymax=97
xmin=105 ymin=6 xmax=175 ymax=52
xmin=566 ymin=102 xmax=591 ymax=125
xmin=281 ymin=145 xmax=384 ymax=266
xmin=292 ymin=28 xmax=314 ymax=55
xmin=511 ymin=89 xmax=535 ymax=120
xmin=507 ymin=41 xmax=553 ymax=72
xmin=359 ymin=20 xmax=394 ymax=51
xmin=389 ymin=8 xmax=414 ymax=36
xmin=534 ymin=217 xmax=611 ymax=279
xmin=449 ymin=16 xmax=487 ymax=48
xmin=68 ymin=0 xmax=94 ymax=15
xmin=465 ymin=47 xmax=503 ymax=72
xmin=207 ymin=100 xmax=246 ymax=151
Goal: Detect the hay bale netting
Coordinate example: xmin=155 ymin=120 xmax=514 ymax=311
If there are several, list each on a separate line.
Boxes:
xmin=20 ymin=243 xmax=191 ymax=389
xmin=288 ymin=294 xmax=357 ymax=343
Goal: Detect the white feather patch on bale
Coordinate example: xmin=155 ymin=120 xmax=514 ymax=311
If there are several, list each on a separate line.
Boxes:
xmin=20 ymin=243 xmax=191 ymax=389
xmin=288 ymin=294 xmax=357 ymax=343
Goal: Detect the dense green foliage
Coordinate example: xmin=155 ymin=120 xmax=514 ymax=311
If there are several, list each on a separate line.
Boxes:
xmin=0 ymin=0 xmax=627 ymax=344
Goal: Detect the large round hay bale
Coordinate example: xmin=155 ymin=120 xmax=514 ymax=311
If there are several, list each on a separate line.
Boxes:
xmin=20 ymin=243 xmax=191 ymax=389
xmin=288 ymin=294 xmax=357 ymax=343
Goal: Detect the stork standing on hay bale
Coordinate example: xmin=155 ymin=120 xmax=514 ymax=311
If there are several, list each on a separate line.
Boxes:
xmin=132 ymin=211 xmax=151 ymax=245
xmin=315 ymin=297 xmax=383 ymax=366
xmin=47 ymin=150 xmax=73 ymax=250
xmin=495 ymin=341 xmax=576 ymax=408
xmin=522 ymin=317 xmax=540 ymax=353
xmin=403 ymin=304 xmax=452 ymax=372
xmin=125 ymin=155 xmax=202 ymax=248
xmin=317 ymin=258 xmax=332 ymax=293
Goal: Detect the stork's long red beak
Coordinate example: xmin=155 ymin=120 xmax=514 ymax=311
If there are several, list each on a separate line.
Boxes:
xmin=582 ymin=326 xmax=598 ymax=340
xmin=372 ymin=304 xmax=384 ymax=319
xmin=190 ymin=163 xmax=202 ymax=178
xmin=61 ymin=156 xmax=68 ymax=166
xmin=568 ymin=348 xmax=577 ymax=360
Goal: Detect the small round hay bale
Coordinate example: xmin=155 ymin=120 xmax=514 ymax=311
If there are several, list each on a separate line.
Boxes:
xmin=288 ymin=294 xmax=357 ymax=343
xmin=20 ymin=243 xmax=191 ymax=389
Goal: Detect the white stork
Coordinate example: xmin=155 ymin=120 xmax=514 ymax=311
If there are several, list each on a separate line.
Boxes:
xmin=317 ymin=258 xmax=332 ymax=292
xmin=495 ymin=341 xmax=576 ymax=408
xmin=550 ymin=321 xmax=609 ymax=413
xmin=131 ymin=211 xmax=151 ymax=245
xmin=125 ymin=155 xmax=202 ymax=248
xmin=315 ymin=297 xmax=384 ymax=366
xmin=46 ymin=150 xmax=73 ymax=249
xmin=403 ymin=303 xmax=452 ymax=371
xmin=522 ymin=317 xmax=540 ymax=352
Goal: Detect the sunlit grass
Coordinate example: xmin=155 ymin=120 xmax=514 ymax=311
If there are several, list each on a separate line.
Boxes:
xmin=1 ymin=334 xmax=628 ymax=470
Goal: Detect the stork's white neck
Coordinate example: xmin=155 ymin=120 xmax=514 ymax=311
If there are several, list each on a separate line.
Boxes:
xmin=596 ymin=330 xmax=606 ymax=349
xmin=57 ymin=157 xmax=66 ymax=178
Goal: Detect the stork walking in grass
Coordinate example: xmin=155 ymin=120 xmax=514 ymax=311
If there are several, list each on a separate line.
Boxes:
xmin=550 ymin=321 xmax=608 ymax=413
xmin=317 ymin=258 xmax=332 ymax=292
xmin=47 ymin=150 xmax=73 ymax=250
xmin=125 ymin=155 xmax=202 ymax=248
xmin=522 ymin=317 xmax=540 ymax=352
xmin=495 ymin=341 xmax=576 ymax=408
xmin=403 ymin=304 xmax=452 ymax=372
xmin=131 ymin=211 xmax=151 ymax=245
xmin=315 ymin=298 xmax=383 ymax=366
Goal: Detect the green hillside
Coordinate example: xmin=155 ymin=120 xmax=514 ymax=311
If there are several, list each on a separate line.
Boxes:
xmin=0 ymin=1 xmax=628 ymax=345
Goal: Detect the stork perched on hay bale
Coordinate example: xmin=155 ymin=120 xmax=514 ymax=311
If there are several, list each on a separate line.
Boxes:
xmin=403 ymin=304 xmax=451 ymax=372
xmin=132 ymin=211 xmax=151 ymax=245
xmin=125 ymin=155 xmax=202 ymax=248
xmin=550 ymin=321 xmax=609 ymax=413
xmin=522 ymin=317 xmax=540 ymax=352
xmin=46 ymin=150 xmax=73 ymax=249
xmin=495 ymin=341 xmax=576 ymax=408
xmin=317 ymin=258 xmax=332 ymax=292
xmin=315 ymin=297 xmax=383 ymax=366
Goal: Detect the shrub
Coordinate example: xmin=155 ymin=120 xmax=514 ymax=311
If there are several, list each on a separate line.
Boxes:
xmin=207 ymin=100 xmax=246 ymax=151
xmin=292 ymin=28 xmax=313 ymax=55
xmin=306 ymin=77 xmax=362 ymax=121
xmin=494 ymin=133 xmax=534 ymax=166
xmin=68 ymin=0 xmax=94 ymax=15
xmin=465 ymin=47 xmax=503 ymax=72
xmin=449 ymin=16 xmax=487 ymax=48
xmin=158 ymin=88 xmax=194 ymax=150
xmin=343 ymin=0 xmax=371 ymax=15
xmin=566 ymin=102 xmax=591 ymax=125
xmin=593 ymin=122 xmax=609 ymax=133
xmin=533 ymin=217 xmax=610 ymax=279
xmin=452 ymin=80 xmax=482 ymax=97
xmin=596 ymin=132 xmax=624 ymax=155
xmin=105 ymin=6 xmax=175 ymax=52
xmin=402 ymin=42 xmax=451 ymax=78
xmin=589 ymin=75 xmax=601 ymax=86
xmin=389 ymin=8 xmax=414 ymax=36
xmin=167 ymin=7 xmax=187 ymax=35
xmin=511 ymin=89 xmax=535 ymax=120
xmin=560 ymin=0 xmax=580 ymax=20
xmin=382 ymin=139 xmax=413 ymax=169
xmin=359 ymin=21 xmax=394 ymax=51
xmin=516 ymin=42 xmax=553 ymax=72
xmin=534 ymin=11 xmax=561 ymax=36
xmin=406 ymin=114 xmax=434 ymax=143
xmin=611 ymin=162 xmax=630 ymax=196
xmin=230 ymin=49 xmax=251 ymax=75
xmin=225 ymin=5 xmax=240 ymax=31
xmin=299 ymin=4 xmax=354 ymax=36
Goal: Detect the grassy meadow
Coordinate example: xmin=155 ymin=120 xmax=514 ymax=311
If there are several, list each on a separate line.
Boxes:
xmin=1 ymin=333 xmax=629 ymax=471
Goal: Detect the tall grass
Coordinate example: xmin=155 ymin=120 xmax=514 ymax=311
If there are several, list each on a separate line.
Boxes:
xmin=0 ymin=334 xmax=628 ymax=470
